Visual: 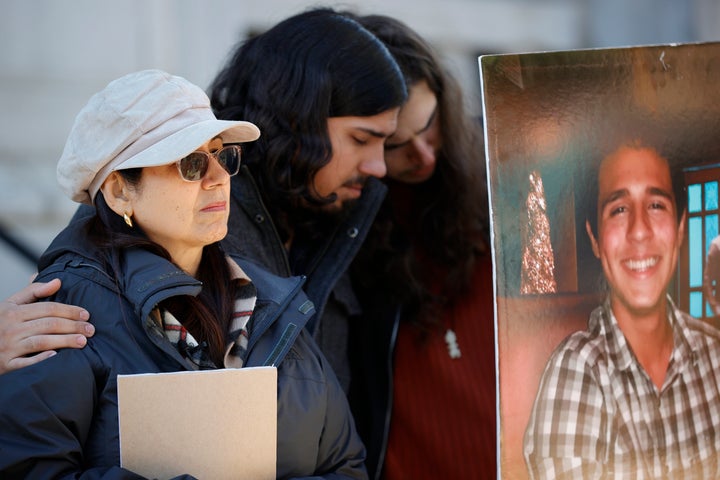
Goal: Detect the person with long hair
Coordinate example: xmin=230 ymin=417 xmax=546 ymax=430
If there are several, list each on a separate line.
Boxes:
xmin=347 ymin=14 xmax=496 ymax=479
xmin=208 ymin=8 xmax=407 ymax=393
xmin=0 ymin=9 xmax=407 ymax=400
xmin=0 ymin=70 xmax=367 ymax=479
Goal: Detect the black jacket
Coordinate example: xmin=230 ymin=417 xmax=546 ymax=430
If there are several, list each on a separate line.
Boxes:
xmin=223 ymin=167 xmax=387 ymax=393
xmin=348 ymin=302 xmax=400 ymax=480
xmin=0 ymin=217 xmax=367 ymax=480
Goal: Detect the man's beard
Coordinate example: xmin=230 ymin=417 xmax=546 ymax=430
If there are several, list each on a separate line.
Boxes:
xmin=302 ymin=175 xmax=367 ymax=222
xmin=290 ymin=195 xmax=361 ymax=243
xmin=301 ymin=195 xmax=359 ymax=223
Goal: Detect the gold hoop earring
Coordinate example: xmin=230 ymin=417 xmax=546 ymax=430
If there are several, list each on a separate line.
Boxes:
xmin=123 ymin=213 xmax=133 ymax=228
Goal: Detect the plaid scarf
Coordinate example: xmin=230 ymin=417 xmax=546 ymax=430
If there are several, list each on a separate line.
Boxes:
xmin=156 ymin=258 xmax=257 ymax=369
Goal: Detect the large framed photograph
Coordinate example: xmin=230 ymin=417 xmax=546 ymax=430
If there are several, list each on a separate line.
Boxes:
xmin=480 ymin=42 xmax=720 ymax=479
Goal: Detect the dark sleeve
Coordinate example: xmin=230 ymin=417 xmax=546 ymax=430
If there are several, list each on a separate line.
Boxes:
xmin=0 ymin=278 xmax=197 ymax=480
xmin=275 ymin=329 xmax=368 ymax=480
xmin=0 ymin=347 xmax=144 ymax=479
xmin=314 ymin=340 xmax=368 ymax=480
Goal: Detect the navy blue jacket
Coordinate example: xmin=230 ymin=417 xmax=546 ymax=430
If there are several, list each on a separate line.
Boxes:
xmin=0 ymin=217 xmax=367 ymax=480
xmin=68 ymin=167 xmax=387 ymax=394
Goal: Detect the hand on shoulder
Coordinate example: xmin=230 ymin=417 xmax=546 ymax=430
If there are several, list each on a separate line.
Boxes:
xmin=0 ymin=279 xmax=93 ymax=374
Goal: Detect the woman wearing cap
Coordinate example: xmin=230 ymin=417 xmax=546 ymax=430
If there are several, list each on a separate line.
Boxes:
xmin=0 ymin=70 xmax=366 ymax=479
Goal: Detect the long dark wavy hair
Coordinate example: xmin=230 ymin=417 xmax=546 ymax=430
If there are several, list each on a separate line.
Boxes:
xmin=350 ymin=14 xmax=490 ymax=331
xmin=209 ymin=8 xmax=407 ymax=242
xmin=92 ymin=169 xmax=237 ymax=366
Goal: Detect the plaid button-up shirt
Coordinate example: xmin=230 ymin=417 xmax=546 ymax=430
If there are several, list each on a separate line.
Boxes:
xmin=524 ymin=297 xmax=720 ymax=479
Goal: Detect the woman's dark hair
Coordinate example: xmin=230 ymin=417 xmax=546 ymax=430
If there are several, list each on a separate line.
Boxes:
xmin=93 ymin=169 xmax=237 ymax=366
xmin=209 ymin=8 xmax=407 ymax=240
xmin=350 ymin=14 xmax=490 ymax=331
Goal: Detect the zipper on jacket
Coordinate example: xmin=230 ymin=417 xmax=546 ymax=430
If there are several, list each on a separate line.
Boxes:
xmin=246 ymin=274 xmax=310 ymax=357
xmin=263 ymin=322 xmax=298 ymax=367
xmin=375 ymin=307 xmax=401 ymax=480
xmin=36 ymin=258 xmax=120 ymax=295
xmin=66 ymin=259 xmax=114 ymax=278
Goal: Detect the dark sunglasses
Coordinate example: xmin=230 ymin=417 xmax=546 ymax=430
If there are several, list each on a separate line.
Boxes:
xmin=176 ymin=144 xmax=242 ymax=182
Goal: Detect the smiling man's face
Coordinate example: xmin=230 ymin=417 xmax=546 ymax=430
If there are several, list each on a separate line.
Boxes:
xmin=586 ymin=145 xmax=685 ymax=321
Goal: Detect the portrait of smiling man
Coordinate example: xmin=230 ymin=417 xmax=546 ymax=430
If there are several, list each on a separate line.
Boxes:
xmin=523 ymin=138 xmax=720 ymax=479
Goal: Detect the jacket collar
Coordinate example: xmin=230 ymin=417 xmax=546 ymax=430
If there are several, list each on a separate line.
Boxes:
xmin=38 ymin=213 xmax=203 ymax=322
xmin=229 ymin=166 xmax=387 ymax=333
xmin=38 ymin=213 xmax=102 ymax=271
xmin=289 ymin=177 xmax=387 ymax=332
xmin=119 ymin=247 xmax=202 ymax=322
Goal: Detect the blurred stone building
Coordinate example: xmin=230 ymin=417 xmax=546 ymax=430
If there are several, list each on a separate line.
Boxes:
xmin=0 ymin=0 xmax=718 ymax=298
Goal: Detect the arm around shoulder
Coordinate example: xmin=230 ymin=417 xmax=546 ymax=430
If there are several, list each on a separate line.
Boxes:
xmin=0 ymin=279 xmax=93 ymax=375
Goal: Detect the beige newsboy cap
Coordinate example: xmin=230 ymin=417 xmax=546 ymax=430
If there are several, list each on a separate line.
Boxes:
xmin=57 ymin=69 xmax=260 ymax=205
